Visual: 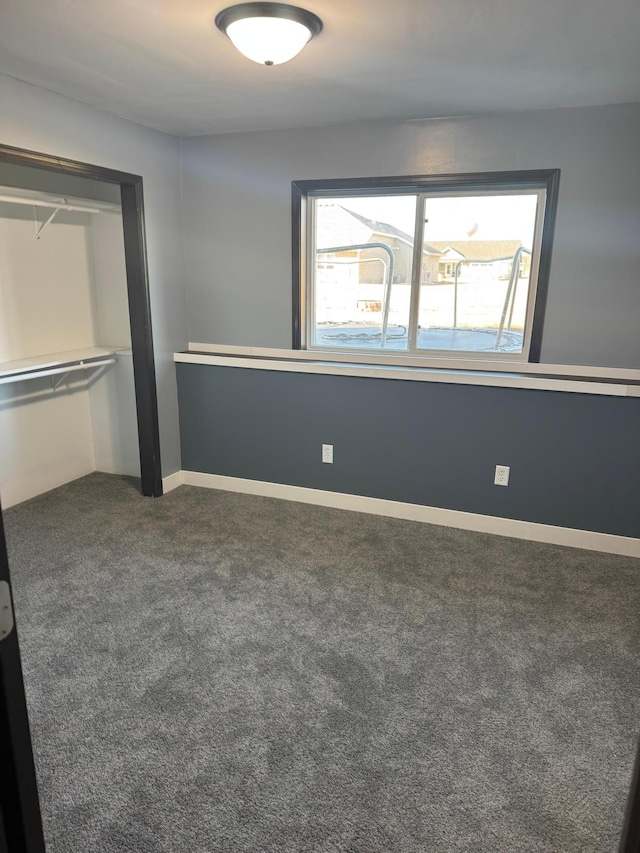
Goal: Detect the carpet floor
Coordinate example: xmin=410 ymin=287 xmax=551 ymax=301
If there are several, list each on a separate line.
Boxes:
xmin=3 ymin=472 xmax=640 ymax=852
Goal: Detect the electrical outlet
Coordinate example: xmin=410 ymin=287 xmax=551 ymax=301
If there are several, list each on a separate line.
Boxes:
xmin=322 ymin=444 xmax=333 ymax=464
xmin=494 ymin=465 xmax=510 ymax=486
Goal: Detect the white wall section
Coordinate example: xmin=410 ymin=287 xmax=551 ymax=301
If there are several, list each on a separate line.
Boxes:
xmin=86 ymin=208 xmax=140 ymax=478
xmin=88 ymin=353 xmax=140 ymax=479
xmin=89 ymin=209 xmax=131 ymax=350
xmin=0 ymin=204 xmax=96 ymax=362
xmin=0 ymin=375 xmax=97 ymax=509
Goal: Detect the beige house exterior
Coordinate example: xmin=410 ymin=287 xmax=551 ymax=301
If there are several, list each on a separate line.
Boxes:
xmin=428 ymin=240 xmax=531 ymax=283
xmin=315 ymin=203 xmax=441 ymax=288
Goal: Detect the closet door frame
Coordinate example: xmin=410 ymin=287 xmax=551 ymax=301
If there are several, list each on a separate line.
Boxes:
xmin=0 ymin=144 xmax=162 ymax=498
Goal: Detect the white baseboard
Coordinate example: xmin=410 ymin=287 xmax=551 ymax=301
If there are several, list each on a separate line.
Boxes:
xmin=162 ymin=470 xmax=184 ymax=494
xmin=178 ymin=470 xmax=640 ymax=558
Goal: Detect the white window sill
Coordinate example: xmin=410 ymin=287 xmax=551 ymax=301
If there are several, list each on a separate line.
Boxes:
xmin=175 ymin=345 xmax=640 ymax=398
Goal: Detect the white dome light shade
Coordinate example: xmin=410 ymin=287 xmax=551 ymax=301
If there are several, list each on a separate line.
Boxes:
xmin=216 ymin=3 xmax=323 ymax=66
xmin=227 ymin=17 xmax=311 ymax=65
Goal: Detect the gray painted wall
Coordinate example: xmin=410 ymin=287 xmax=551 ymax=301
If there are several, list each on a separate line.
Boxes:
xmin=177 ymin=364 xmax=640 ymax=538
xmin=0 ymin=72 xmax=188 ymax=476
xmin=180 ymin=103 xmax=640 ymax=369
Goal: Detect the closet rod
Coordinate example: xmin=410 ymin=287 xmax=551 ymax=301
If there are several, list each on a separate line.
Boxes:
xmin=0 ymin=194 xmax=103 ymax=214
xmin=0 ymin=358 xmax=115 ymax=386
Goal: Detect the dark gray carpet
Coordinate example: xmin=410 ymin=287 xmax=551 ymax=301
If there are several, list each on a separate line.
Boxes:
xmin=4 ymin=473 xmax=640 ymax=853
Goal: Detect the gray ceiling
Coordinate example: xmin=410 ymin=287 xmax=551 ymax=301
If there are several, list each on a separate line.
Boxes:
xmin=0 ymin=0 xmax=638 ymax=136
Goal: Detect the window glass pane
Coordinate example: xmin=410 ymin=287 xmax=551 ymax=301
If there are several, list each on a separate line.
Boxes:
xmin=312 ymin=195 xmax=417 ymax=351
xmin=417 ymin=194 xmax=539 ymax=354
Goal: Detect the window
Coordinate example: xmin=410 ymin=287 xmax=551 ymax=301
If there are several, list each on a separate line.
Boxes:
xmin=293 ymin=170 xmax=559 ymax=362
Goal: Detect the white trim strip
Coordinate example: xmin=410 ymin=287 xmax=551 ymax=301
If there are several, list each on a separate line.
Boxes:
xmin=175 ymin=352 xmax=634 ymax=397
xmin=180 ymin=471 xmax=640 ymax=558
xmin=188 ymin=342 xmax=640 ymax=383
xmin=162 ymin=470 xmax=184 ymax=494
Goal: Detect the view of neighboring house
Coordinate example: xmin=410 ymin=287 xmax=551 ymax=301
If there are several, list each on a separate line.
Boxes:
xmin=316 ymin=206 xmax=531 ymax=291
xmin=315 ymin=203 xmax=441 ymax=287
xmin=428 ymin=240 xmax=531 ymax=282
xmin=314 ymin=204 xmax=533 ymax=333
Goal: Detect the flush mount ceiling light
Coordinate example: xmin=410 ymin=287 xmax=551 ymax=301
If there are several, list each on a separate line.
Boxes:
xmin=215 ymin=2 xmax=323 ymax=66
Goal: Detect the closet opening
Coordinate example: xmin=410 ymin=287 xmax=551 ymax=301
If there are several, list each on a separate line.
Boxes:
xmin=0 ymin=144 xmax=161 ymax=502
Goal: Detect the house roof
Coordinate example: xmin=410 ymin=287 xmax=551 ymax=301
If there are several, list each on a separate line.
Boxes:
xmin=343 ymin=208 xmax=413 ymax=244
xmin=320 ymin=206 xmax=441 ymax=254
xmin=316 ymin=205 xmax=373 ymax=249
xmin=429 ymin=240 xmax=523 ymax=261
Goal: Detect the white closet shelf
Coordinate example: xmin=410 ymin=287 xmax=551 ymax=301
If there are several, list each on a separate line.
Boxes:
xmin=0 ymin=347 xmax=120 ymax=385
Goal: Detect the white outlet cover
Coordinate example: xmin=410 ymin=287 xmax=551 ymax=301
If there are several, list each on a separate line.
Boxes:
xmin=322 ymin=444 xmax=334 ymax=464
xmin=494 ymin=465 xmax=510 ymax=486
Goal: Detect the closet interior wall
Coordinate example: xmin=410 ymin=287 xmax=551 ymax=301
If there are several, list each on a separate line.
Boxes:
xmin=0 ymin=169 xmax=140 ymax=508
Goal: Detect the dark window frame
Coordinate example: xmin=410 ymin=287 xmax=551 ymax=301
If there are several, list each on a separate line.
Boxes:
xmin=292 ymin=169 xmax=560 ymax=363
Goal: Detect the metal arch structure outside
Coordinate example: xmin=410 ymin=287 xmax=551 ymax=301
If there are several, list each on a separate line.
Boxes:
xmin=316 ymin=243 xmax=395 ymax=346
xmin=451 ymin=246 xmax=532 ymax=347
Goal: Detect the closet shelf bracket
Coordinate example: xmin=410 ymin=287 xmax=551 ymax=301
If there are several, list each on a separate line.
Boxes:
xmin=33 ymin=204 xmax=61 ymax=239
xmin=46 ymin=358 xmax=116 ymax=390
xmin=51 ymin=371 xmax=71 ymax=391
